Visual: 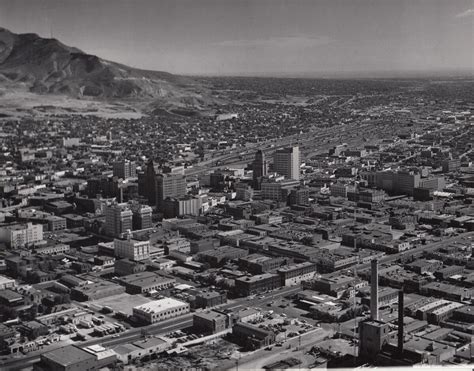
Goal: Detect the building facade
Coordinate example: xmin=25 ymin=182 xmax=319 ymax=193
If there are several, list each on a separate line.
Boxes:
xmin=0 ymin=223 xmax=43 ymax=248
xmin=133 ymin=298 xmax=190 ymax=324
xmin=105 ymin=203 xmax=133 ymax=237
xmin=272 ymin=146 xmax=300 ymax=180
xmin=114 ymin=237 xmax=150 ymax=261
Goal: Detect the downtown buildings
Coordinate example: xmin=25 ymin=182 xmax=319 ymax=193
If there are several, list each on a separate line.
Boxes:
xmin=273 ymin=146 xmax=300 ymax=181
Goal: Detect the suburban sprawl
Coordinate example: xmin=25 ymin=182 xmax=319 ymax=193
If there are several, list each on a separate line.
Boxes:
xmin=0 ymin=77 xmax=473 ymax=370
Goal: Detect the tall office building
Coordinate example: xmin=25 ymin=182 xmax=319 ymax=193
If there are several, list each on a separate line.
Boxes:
xmin=113 ymin=160 xmax=137 ymax=179
xmin=273 ymin=146 xmax=300 ymax=181
xmin=139 ymin=160 xmax=158 ymax=205
xmin=163 ymin=196 xmax=203 ymax=218
xmin=131 ymin=203 xmax=153 ymax=230
xmin=105 ymin=203 xmax=133 ymax=237
xmin=156 ymin=173 xmax=187 ymax=210
xmin=252 ymin=150 xmax=268 ymax=190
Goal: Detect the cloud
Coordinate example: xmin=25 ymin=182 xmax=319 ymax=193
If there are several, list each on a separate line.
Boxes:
xmin=455 ymin=8 xmax=474 ymax=18
xmin=214 ymin=35 xmax=334 ymax=49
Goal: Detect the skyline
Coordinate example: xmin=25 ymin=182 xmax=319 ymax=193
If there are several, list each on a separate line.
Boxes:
xmin=0 ymin=0 xmax=473 ymax=77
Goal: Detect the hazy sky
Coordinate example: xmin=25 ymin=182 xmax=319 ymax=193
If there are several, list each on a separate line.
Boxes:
xmin=1 ymin=0 xmax=473 ymax=76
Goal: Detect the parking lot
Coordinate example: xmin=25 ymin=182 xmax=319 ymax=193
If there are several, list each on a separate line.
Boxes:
xmin=89 ymin=293 xmax=152 ymax=315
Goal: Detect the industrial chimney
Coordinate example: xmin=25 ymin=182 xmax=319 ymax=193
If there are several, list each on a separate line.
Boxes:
xmin=398 ymin=289 xmax=404 ymax=353
xmin=370 ymin=259 xmax=379 ymax=320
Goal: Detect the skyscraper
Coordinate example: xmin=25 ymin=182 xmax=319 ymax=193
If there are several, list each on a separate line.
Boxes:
xmin=273 ymin=146 xmax=300 ymax=181
xmin=155 ymin=173 xmax=187 ymax=210
xmin=252 ymin=150 xmax=268 ymax=190
xmin=140 ymin=160 xmax=157 ymax=205
xmin=113 ymin=160 xmax=137 ymax=179
xmin=131 ymin=203 xmax=153 ymax=230
xmin=105 ymin=203 xmax=133 ymax=237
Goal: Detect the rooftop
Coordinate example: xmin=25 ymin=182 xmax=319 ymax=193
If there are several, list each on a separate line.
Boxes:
xmin=42 ymin=345 xmax=95 ymax=366
xmin=134 ymin=297 xmax=188 ymax=314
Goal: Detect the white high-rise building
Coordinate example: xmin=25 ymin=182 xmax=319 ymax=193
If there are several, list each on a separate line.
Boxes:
xmin=273 ymin=146 xmax=300 ymax=181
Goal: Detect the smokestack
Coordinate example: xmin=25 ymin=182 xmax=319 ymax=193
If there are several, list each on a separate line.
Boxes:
xmin=370 ymin=259 xmax=379 ymax=321
xmin=398 ymin=289 xmax=404 ymax=353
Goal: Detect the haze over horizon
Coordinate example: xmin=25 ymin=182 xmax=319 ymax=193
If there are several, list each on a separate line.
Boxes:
xmin=1 ymin=0 xmax=473 ymax=77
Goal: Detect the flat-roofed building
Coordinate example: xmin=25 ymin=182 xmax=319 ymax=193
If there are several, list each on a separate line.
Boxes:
xmin=452 ymin=305 xmax=474 ymax=323
xmin=195 ymin=291 xmax=227 ymax=309
xmin=82 ymin=344 xmax=117 ymax=369
xmin=133 ymin=297 xmax=189 ymax=324
xmin=238 ymin=254 xmax=289 ymax=274
xmin=234 ymin=273 xmax=281 ymax=297
xmin=198 ymin=246 xmax=248 ymax=267
xmin=113 ymin=337 xmax=169 ymax=364
xmin=0 ymin=289 xmax=23 ymax=306
xmin=360 ymin=286 xmax=399 ymax=308
xmin=261 ymin=178 xmax=300 ymax=201
xmin=131 ymin=204 xmax=152 ymax=230
xmin=105 ymin=203 xmax=133 ymax=238
xmin=277 ymin=261 xmax=317 ymax=286
xmin=232 ymin=322 xmax=276 ymax=350
xmin=156 ymin=173 xmax=187 ymax=210
xmin=113 ymin=160 xmax=136 ymax=179
xmin=0 ymin=275 xmax=16 ymax=290
xmin=193 ymin=310 xmax=230 ymax=334
xmin=117 ymin=272 xmax=175 ymax=294
xmin=71 ymin=280 xmax=125 ymax=302
xmin=34 ymin=345 xmax=97 ymax=371
xmin=114 ymin=235 xmax=150 ymax=261
xmin=273 ymin=146 xmax=300 ymax=181
xmin=0 ymin=222 xmax=43 ymax=248
xmin=35 ymin=243 xmax=70 ymax=255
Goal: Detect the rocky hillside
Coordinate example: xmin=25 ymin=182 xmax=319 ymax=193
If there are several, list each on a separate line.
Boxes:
xmin=0 ymin=27 xmax=212 ymax=108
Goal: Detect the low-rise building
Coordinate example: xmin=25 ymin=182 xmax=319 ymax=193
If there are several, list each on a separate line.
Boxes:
xmin=133 ymin=298 xmax=190 ymax=324
xmin=234 ymin=273 xmax=281 ymax=297
xmin=34 ymin=345 xmax=97 ymax=371
xmin=277 ymin=262 xmax=317 ymax=286
xmin=114 ymin=237 xmax=150 ymax=261
xmin=0 ymin=275 xmax=16 ymax=290
xmin=193 ymin=310 xmax=230 ymax=334
xmin=238 ymin=254 xmax=289 ymax=274
xmin=117 ymin=272 xmax=175 ymax=294
xmin=195 ymin=291 xmax=227 ymax=309
xmin=0 ymin=223 xmax=43 ymax=248
xmin=71 ymin=280 xmax=125 ymax=301
xmin=198 ymin=246 xmax=248 ymax=267
xmin=113 ymin=337 xmax=169 ymax=365
xmin=232 ymin=322 xmax=275 ymax=350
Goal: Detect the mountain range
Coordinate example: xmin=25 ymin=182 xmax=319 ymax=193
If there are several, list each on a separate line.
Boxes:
xmin=0 ymin=27 xmax=214 ymax=111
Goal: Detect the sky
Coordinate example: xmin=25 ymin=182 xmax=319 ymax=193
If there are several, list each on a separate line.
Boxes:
xmin=0 ymin=0 xmax=473 ymax=76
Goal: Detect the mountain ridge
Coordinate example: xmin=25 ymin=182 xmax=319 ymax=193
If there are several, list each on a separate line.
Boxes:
xmin=0 ymin=27 xmax=212 ymax=110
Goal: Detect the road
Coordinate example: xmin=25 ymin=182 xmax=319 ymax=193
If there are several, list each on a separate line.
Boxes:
xmin=1 ymin=285 xmax=301 ymax=371
xmin=220 ymin=285 xmax=302 ymax=312
xmin=222 ymin=326 xmax=334 ymax=370
xmin=5 ymin=230 xmax=470 ymax=371
xmin=1 ymin=315 xmax=193 ymax=371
